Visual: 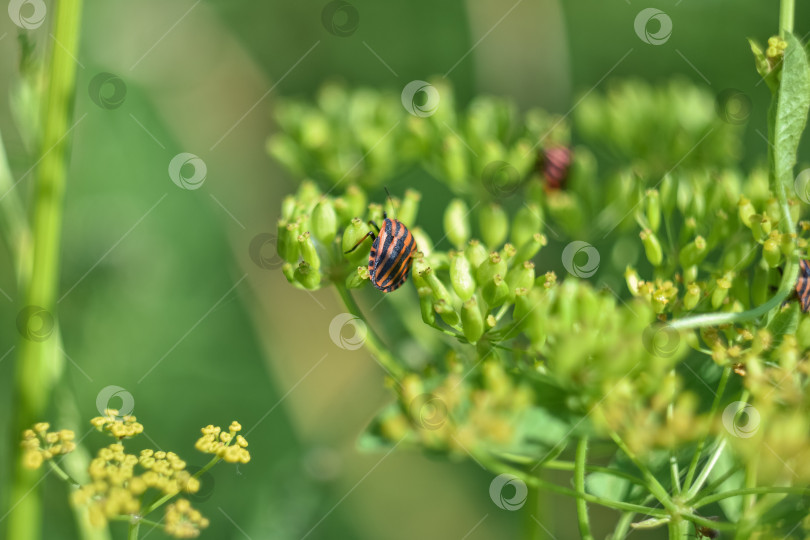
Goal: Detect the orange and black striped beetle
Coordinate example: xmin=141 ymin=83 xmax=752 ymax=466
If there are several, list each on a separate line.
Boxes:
xmin=796 ymin=259 xmax=810 ymax=312
xmin=345 ymin=190 xmax=417 ymax=293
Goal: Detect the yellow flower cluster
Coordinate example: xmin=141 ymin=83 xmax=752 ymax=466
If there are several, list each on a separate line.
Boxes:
xmin=138 ymin=449 xmax=200 ymax=495
xmin=20 ymin=423 xmax=76 ymax=469
xmin=164 ymin=499 xmax=210 ymax=538
xmin=72 ymin=443 xmax=142 ymax=527
xmin=194 ymin=421 xmax=250 ymax=464
xmin=90 ymin=409 xmax=143 ymax=439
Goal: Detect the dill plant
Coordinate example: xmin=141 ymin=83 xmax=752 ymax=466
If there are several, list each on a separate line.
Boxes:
xmin=268 ymin=3 xmax=810 ymax=538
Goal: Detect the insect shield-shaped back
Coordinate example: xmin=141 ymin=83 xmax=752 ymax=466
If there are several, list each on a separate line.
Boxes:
xmin=344 ymin=193 xmax=417 ymax=293
xmin=368 ymin=218 xmax=416 ymax=292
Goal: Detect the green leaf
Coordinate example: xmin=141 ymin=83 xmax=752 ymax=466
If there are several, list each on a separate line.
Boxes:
xmin=766 ymin=302 xmax=800 ymax=344
xmin=585 ymin=471 xmax=630 ymax=503
xmin=774 ymin=32 xmax=810 ymax=187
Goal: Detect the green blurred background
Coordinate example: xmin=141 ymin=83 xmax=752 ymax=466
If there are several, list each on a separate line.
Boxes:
xmin=0 ymin=1 xmax=808 ymax=538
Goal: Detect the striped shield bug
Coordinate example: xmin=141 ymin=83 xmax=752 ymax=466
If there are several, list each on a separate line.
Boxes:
xmin=796 ymin=259 xmax=810 ymax=312
xmin=345 ymin=189 xmax=417 ymax=293
xmin=538 ymin=146 xmax=572 ymax=191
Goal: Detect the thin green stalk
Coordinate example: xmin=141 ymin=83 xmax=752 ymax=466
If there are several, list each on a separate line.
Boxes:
xmin=692 ymin=486 xmax=809 ymax=508
xmin=47 ymin=460 xmax=81 ymax=489
xmin=542 ymin=460 xmax=645 ymax=486
xmin=574 ymin=437 xmax=594 ymax=540
xmin=110 ymin=516 xmax=162 ymax=529
xmin=780 ymin=0 xmax=794 ymax=36
xmin=683 ymin=367 xmax=731 ymax=492
xmin=523 ymin=485 xmax=541 ymax=540
xmin=685 ymin=439 xmax=727 ymax=500
xmin=140 ymin=454 xmax=220 ymax=516
xmin=609 ymin=431 xmax=679 ymax=515
xmin=686 ymin=461 xmax=745 ymax=504
xmin=127 ymin=522 xmax=140 ymax=540
xmin=8 ymin=0 xmax=84 ymax=538
xmin=481 ymin=454 xmax=669 ymax=517
xmin=334 ymin=283 xmax=405 ymax=380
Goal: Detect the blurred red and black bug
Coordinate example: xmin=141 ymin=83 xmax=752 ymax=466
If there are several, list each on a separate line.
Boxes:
xmin=796 ymin=259 xmax=810 ymax=312
xmin=694 ymin=516 xmax=720 ymax=539
xmin=345 ymin=189 xmax=417 ymax=293
xmin=538 ymin=145 xmax=572 ymax=191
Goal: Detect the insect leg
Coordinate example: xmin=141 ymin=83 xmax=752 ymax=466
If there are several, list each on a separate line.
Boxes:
xmin=345 ymin=231 xmax=376 ymax=253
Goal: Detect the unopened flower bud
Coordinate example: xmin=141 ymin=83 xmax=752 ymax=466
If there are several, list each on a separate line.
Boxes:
xmin=461 ymin=297 xmax=485 ymax=344
xmin=511 ymin=204 xmax=542 ymax=248
xmin=311 ymin=199 xmax=338 ymax=245
xmin=640 ymin=229 xmax=663 ymax=266
xmin=479 ymin=203 xmax=509 ymax=250
xmin=444 ymin=199 xmax=471 ymax=249
xmin=450 ymin=252 xmax=476 ymax=301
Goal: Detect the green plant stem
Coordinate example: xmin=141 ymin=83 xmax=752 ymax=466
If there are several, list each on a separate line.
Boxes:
xmin=541 ymin=460 xmax=645 ymax=486
xmin=482 ymin=454 xmax=669 ymax=517
xmin=334 ymin=283 xmax=405 ymax=380
xmin=686 ymin=461 xmax=745 ymax=504
xmin=780 ymin=0 xmax=794 ymax=36
xmin=8 ymin=0 xmax=84 ymax=538
xmin=110 ymin=516 xmax=163 ymax=529
xmin=127 ymin=523 xmax=140 ymax=540
xmin=683 ymin=367 xmax=731 ymax=493
xmin=47 ymin=460 xmax=81 ymax=489
xmin=574 ymin=437 xmax=594 ymax=540
xmin=139 ymin=454 xmax=220 ymax=517
xmin=691 ymin=486 xmax=809 ymax=508
xmin=609 ymin=431 xmax=679 ymax=515
xmin=686 ymin=439 xmax=727 ymax=500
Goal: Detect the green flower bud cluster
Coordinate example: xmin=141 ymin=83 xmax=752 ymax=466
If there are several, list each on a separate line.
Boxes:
xmin=407 ymin=197 xmax=547 ymax=346
xmin=271 ymin=70 xmax=810 ymax=537
xmin=574 ymin=79 xmax=743 ymax=177
xmin=268 ymin=81 xmax=570 ymax=198
xmin=275 ymin=181 xmax=423 ymax=291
